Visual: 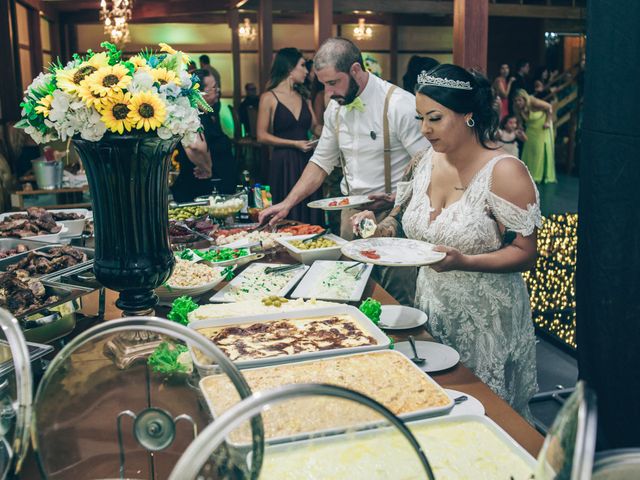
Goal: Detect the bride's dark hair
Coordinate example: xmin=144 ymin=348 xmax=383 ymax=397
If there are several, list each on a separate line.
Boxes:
xmin=415 ymin=64 xmax=499 ymax=149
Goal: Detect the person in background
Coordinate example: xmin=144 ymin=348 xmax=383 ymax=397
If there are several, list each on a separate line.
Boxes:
xmin=256 ymin=48 xmax=324 ymax=224
xmin=509 ymin=59 xmax=531 ymax=113
xmin=198 ymin=55 xmax=222 ymax=93
xmin=187 ymin=61 xmax=197 ymax=73
xmin=497 ymin=114 xmax=527 ymax=158
xmin=493 ymin=63 xmax=515 ymax=120
xmin=171 ymin=69 xmax=217 ymax=202
xmin=513 ymin=89 xmax=556 ymax=184
xmin=402 ymin=55 xmax=440 ymax=93
xmin=532 ymin=66 xmax=551 ymax=99
xmin=260 ymin=37 xmax=429 ymax=305
xmin=351 ymin=64 xmax=540 ymax=418
xmin=239 ymin=83 xmax=260 ymax=137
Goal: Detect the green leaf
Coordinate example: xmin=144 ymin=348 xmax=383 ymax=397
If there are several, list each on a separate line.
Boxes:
xmin=100 ymin=41 xmax=122 ymax=65
xmin=359 ymin=297 xmax=382 ymax=324
xmin=14 ymin=119 xmax=30 ymax=129
xmin=167 ymin=296 xmax=199 ymax=326
xmin=147 ymin=342 xmax=189 ymax=374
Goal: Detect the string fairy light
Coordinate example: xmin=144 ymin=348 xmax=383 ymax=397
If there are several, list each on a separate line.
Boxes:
xmin=523 ymin=213 xmax=578 ymax=349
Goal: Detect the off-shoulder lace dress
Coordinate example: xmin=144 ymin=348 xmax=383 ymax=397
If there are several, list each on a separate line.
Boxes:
xmin=383 ymin=149 xmax=541 ymax=418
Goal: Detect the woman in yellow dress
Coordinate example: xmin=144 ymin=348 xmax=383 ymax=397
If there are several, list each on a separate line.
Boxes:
xmin=514 ymin=89 xmax=557 ymax=183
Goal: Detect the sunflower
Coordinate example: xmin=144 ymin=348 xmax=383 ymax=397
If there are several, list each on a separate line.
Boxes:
xmin=34 ymin=94 xmax=54 ymax=118
xmin=85 ymin=65 xmax=132 ymax=97
xmin=100 ymin=91 xmax=134 ymax=134
xmin=55 ymin=52 xmax=110 ymax=94
xmin=152 ymin=67 xmax=181 ymax=86
xmin=128 ymin=91 xmax=166 ymax=132
xmin=159 ymin=43 xmax=177 ymax=55
xmin=76 ymin=79 xmax=105 ymax=109
xmin=128 ymin=55 xmax=149 ymax=71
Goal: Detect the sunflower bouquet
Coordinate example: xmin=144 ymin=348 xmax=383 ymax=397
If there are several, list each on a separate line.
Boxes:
xmin=16 ymin=41 xmax=211 ymax=146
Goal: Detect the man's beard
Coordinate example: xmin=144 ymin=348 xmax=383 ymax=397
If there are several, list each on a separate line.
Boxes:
xmin=331 ymin=75 xmax=360 ymax=105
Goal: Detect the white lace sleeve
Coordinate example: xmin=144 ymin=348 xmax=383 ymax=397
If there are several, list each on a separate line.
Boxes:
xmin=487 ymin=191 xmax=542 ymax=236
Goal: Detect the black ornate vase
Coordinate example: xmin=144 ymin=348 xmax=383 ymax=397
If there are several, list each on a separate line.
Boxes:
xmin=73 ymin=134 xmax=179 ymax=316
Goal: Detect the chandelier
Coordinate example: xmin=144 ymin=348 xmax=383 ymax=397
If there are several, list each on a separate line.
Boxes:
xmin=353 ymin=18 xmax=373 ymax=41
xmin=238 ymin=18 xmax=257 ymax=43
xmin=100 ymin=0 xmax=133 ymax=45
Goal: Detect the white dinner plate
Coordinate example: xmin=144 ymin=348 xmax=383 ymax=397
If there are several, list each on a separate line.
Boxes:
xmin=377 ymin=305 xmax=428 ymax=330
xmin=444 ymin=388 xmax=486 ymax=417
xmin=341 ymin=238 xmax=446 ymax=267
xmin=394 ymin=340 xmax=460 ymax=373
xmin=307 ymin=195 xmax=373 ymax=211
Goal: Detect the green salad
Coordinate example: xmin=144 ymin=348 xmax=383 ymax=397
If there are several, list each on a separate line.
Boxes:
xmin=196 ymin=247 xmax=249 ymax=263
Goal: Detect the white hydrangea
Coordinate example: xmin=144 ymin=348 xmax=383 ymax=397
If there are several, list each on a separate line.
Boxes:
xmin=24 ymin=124 xmax=57 ymax=144
xmin=157 ymin=96 xmax=202 ymax=146
xmin=159 ymin=82 xmax=181 ymax=99
xmin=129 ymin=71 xmax=155 ymax=93
xmin=25 ymin=72 xmax=54 ymax=99
xmin=46 ymin=90 xmax=106 ymax=142
xmin=179 ymin=71 xmax=192 ymax=90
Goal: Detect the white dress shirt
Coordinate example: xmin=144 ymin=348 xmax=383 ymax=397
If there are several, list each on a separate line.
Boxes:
xmin=310 ymin=74 xmax=429 ymax=196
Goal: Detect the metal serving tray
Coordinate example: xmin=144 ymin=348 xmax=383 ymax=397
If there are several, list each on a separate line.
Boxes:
xmin=0 ymin=238 xmax=62 ymax=257
xmin=257 ymin=414 xmax=537 ymax=477
xmin=189 ymin=305 xmax=390 ymax=373
xmin=39 ymin=262 xmax=100 ymax=290
xmin=198 ymin=350 xmax=454 ymax=449
xmin=0 ymin=245 xmax=94 ymax=278
xmin=0 ymin=339 xmax=53 ymax=381
xmin=8 ymin=283 xmax=93 ymax=322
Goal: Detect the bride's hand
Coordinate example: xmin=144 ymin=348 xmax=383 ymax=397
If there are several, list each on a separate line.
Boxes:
xmin=350 ymin=210 xmax=376 ymax=236
xmin=429 ymin=246 xmax=469 ymax=273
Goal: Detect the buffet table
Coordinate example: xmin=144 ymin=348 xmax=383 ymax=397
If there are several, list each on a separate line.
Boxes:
xmin=80 ymin=250 xmax=545 ymax=456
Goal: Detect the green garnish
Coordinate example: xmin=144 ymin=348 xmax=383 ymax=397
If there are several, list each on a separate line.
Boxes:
xmin=147 ymin=342 xmax=191 ymax=374
xmin=388 ymin=335 xmax=395 ymax=350
xmin=222 ymin=266 xmax=235 ymax=281
xmin=167 ymin=296 xmax=199 ymax=325
xmin=178 ymin=249 xmax=195 ymax=260
xmin=196 ymin=247 xmax=249 ymax=263
xmin=359 ymin=297 xmax=382 ymax=324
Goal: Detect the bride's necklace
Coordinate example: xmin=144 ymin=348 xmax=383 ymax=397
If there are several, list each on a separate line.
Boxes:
xmin=454 ymin=185 xmax=467 ymax=191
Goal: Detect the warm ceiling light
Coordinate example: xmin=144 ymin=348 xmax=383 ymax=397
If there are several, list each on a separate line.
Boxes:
xmin=353 ymin=18 xmax=373 ymax=41
xmin=238 ymin=17 xmax=257 ymax=43
xmin=100 ymin=0 xmax=133 ymax=45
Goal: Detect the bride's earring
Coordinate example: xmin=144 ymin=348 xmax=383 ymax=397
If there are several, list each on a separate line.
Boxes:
xmin=466 ymin=117 xmax=475 ymax=128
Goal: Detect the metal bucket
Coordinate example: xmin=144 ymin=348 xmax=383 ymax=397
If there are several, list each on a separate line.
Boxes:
xmin=32 ymin=159 xmax=63 ymax=190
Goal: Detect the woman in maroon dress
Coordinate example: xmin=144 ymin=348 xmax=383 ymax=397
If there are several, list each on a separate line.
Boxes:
xmin=256 ymin=48 xmax=324 ymax=224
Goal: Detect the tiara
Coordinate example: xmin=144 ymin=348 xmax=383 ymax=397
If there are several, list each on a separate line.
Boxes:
xmin=416 ymin=71 xmax=473 ymax=90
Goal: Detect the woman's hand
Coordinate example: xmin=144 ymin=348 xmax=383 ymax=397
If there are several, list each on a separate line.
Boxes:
xmin=292 ymin=140 xmax=315 ymax=152
xmin=350 ymin=210 xmax=376 ymax=236
xmin=543 ymin=121 xmax=551 ymax=130
xmin=429 ymin=246 xmax=470 ymax=273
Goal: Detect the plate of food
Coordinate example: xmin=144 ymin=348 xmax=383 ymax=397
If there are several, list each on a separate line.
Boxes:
xmin=290 ymin=260 xmax=373 ymax=302
xmin=208 ymin=262 xmax=308 ymax=303
xmin=341 ymin=238 xmax=446 ymax=267
xmin=307 ymin=195 xmax=373 ymax=211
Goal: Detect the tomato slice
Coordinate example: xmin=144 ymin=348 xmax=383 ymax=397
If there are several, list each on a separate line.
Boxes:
xmin=328 ymin=201 xmax=338 ymax=207
xmin=338 ymin=198 xmax=350 ymax=206
xmin=360 ymin=249 xmax=380 ymax=259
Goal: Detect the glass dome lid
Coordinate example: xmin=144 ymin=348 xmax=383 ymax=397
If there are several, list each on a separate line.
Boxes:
xmin=535 ymin=380 xmax=598 ymax=480
xmin=169 ymin=383 xmax=436 ymax=480
xmin=0 ymin=307 xmax=34 ymax=479
xmin=31 ymin=316 xmax=261 ymax=480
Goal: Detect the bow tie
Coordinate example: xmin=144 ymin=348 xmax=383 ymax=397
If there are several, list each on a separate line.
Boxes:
xmin=344 ymin=97 xmax=365 ymax=113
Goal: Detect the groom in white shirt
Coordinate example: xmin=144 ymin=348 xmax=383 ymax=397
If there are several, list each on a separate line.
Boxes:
xmin=260 ymin=37 xmax=429 ymax=304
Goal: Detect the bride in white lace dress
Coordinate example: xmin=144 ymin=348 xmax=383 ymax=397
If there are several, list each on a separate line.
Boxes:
xmin=352 ymin=65 xmax=539 ymax=418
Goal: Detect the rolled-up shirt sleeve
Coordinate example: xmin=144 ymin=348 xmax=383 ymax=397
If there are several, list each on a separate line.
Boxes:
xmin=391 ymin=92 xmax=430 ymax=157
xmin=309 ymin=102 xmax=340 ymax=175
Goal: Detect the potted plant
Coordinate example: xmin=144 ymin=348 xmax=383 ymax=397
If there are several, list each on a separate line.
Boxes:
xmin=16 ymin=42 xmax=211 ymax=315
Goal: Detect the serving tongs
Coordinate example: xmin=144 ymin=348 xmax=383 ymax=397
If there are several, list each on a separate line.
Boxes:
xmin=344 ymin=261 xmax=368 ymax=280
xmin=174 ymin=221 xmax=214 ymax=242
xmin=301 ymin=228 xmax=329 ymax=244
xmin=264 ymin=263 xmax=304 ymax=275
